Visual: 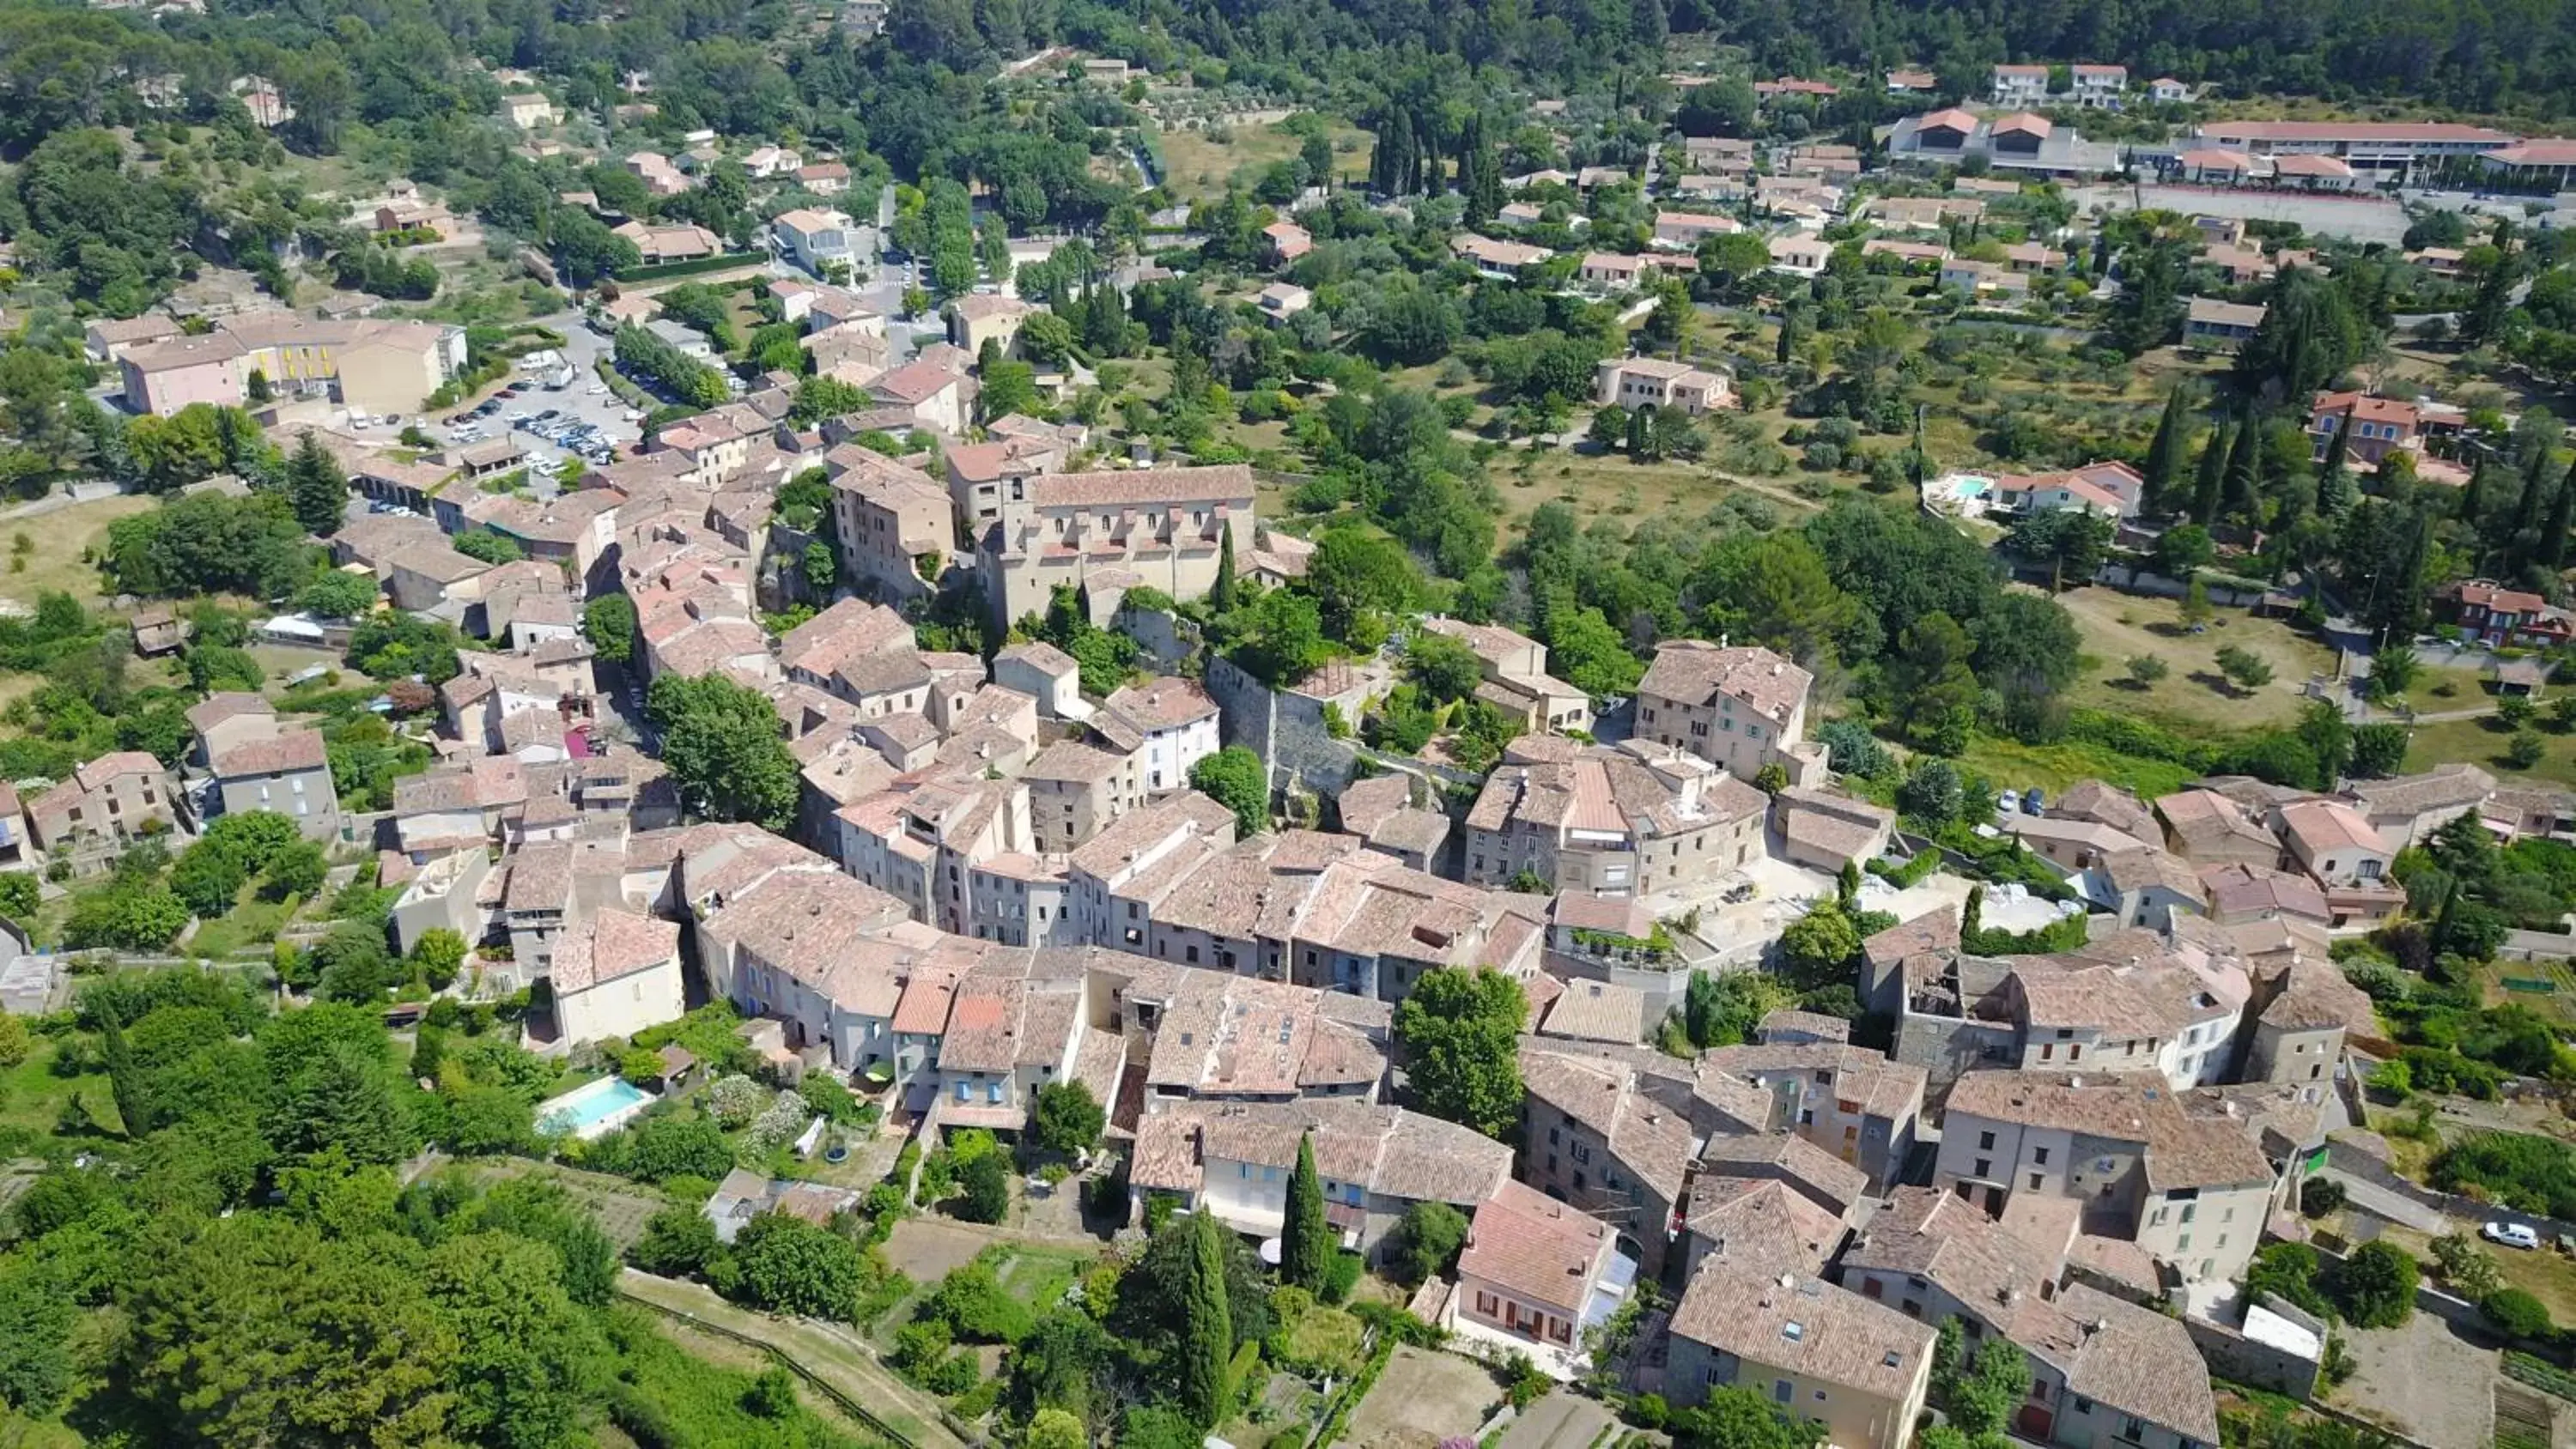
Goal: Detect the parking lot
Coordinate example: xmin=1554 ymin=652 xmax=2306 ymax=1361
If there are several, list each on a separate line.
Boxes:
xmin=419 ymin=319 xmax=641 ymax=500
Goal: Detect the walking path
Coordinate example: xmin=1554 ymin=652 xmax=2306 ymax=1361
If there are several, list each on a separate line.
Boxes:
xmin=617 ymin=1269 xmax=970 ymax=1449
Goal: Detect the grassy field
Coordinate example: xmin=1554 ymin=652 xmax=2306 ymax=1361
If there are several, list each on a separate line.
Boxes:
xmin=1955 ymin=731 xmax=2203 ymax=799
xmin=2056 ymin=586 xmax=2337 ymax=731
xmin=1157 ymin=120 xmax=1372 ymax=203
xmin=0 ymin=1030 xmax=122 ymax=1144
xmin=0 ymin=494 xmax=155 ymax=613
xmin=2403 ymin=714 xmax=2576 ymax=786
xmin=2385 ymin=1222 xmax=2576 ymax=1324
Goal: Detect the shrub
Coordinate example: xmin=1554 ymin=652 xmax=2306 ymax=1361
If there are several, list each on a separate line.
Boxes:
xmin=1319 ymin=1250 xmax=1364 ymax=1305
xmin=2484 ymin=1287 xmax=2554 ymax=1341
xmin=2435 ymin=1131 xmax=2576 ymax=1220
xmin=2299 ymin=1178 xmax=2348 ymax=1218
xmin=2330 ymin=1240 xmax=2419 ymax=1330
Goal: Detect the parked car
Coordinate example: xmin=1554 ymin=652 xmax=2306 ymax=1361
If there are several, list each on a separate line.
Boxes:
xmin=2486 ymin=1222 xmax=2542 ymax=1250
xmin=2021 ymin=788 xmax=2045 ymax=815
xmin=1996 ymin=790 xmax=2020 ymax=815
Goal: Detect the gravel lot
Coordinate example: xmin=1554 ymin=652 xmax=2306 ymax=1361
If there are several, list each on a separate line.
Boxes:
xmin=2073 ymin=183 xmax=2412 ymax=246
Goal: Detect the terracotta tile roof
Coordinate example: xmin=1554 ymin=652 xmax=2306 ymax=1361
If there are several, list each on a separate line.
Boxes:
xmin=2258 ymin=958 xmax=2376 ymax=1033
xmin=1458 ymin=1178 xmax=1613 ymax=1316
xmin=187 ymin=691 xmax=273 ymax=733
xmin=1698 ymin=1130 xmax=1870 ymax=1214
xmin=209 ymin=728 xmax=328 ymax=778
xmin=2026 ymin=1284 xmax=2219 ymax=1444
xmin=1670 ymin=1264 xmax=1935 ymax=1404
xmin=1030 ymin=464 xmax=1255 ymax=510
xmin=552 ymin=906 xmax=680 ymax=993
xmin=1685 ymin=1176 xmax=1846 ymax=1277
xmin=1539 ymin=978 xmax=1646 ymax=1044
xmin=2275 ymin=799 xmax=2388 ymax=857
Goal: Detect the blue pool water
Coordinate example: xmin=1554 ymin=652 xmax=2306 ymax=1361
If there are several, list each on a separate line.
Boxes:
xmin=540 ymin=1076 xmax=652 ymax=1137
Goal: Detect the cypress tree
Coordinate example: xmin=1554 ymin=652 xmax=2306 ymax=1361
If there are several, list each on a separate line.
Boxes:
xmin=286 ymin=432 xmax=348 ymax=538
xmin=1178 ymin=1210 xmax=1234 ymax=1427
xmin=1625 ymin=406 xmax=1650 ymax=458
xmin=2512 ymin=440 xmax=2555 ymax=549
xmin=1280 ymin=1132 xmax=1329 ymax=1292
xmin=1211 ymin=521 xmax=1238 ymax=611
xmin=2543 ymin=458 xmax=2576 ymax=573
xmin=2139 ymin=388 xmax=2191 ymax=517
xmin=2315 ymin=407 xmax=2354 ymax=512
xmin=99 ymin=1005 xmax=153 ymax=1138
xmin=2460 ymin=461 xmax=2492 ymax=532
xmin=2191 ymin=420 xmax=2230 ymax=525
xmin=2221 ymin=411 xmax=2263 ymax=523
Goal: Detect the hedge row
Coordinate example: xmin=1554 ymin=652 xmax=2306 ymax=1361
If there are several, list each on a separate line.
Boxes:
xmin=613 ymin=252 xmax=767 ymax=283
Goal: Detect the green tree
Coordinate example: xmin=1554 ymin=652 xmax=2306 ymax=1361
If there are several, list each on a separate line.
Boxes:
xmin=1946 ymin=1341 xmax=2032 ymax=1440
xmin=100 ymin=1003 xmax=155 ymax=1138
xmin=0 ymin=1258 xmax=75 ymax=1416
xmin=1394 ymin=967 xmax=1527 ymax=1137
xmin=1668 ymin=1385 xmax=1826 ymax=1449
xmin=1030 ymin=1080 xmax=1104 ymax=1156
xmin=582 ymin=594 xmax=636 ymax=664
xmin=106 ymin=1215 xmax=459 ymax=1446
xmin=410 ymin=928 xmax=466 ymax=991
xmin=1280 ymin=1132 xmax=1329 ymax=1294
xmin=629 ymin=1203 xmax=720 ymax=1277
xmin=1389 ymin=1199 xmax=1469 ymax=1285
xmin=284 ymin=432 xmax=348 ymax=538
xmin=730 ymin=1210 xmax=866 ymax=1319
xmin=424 ymin=1232 xmax=611 ymax=1449
xmin=647 ymin=671 xmax=801 ymax=830
xmin=2350 ymin=722 xmax=2410 ymax=777
xmin=1211 ymin=522 xmax=1239 ymax=611
xmin=1177 ymin=1210 xmax=1233 ymax=1427
xmin=1187 ymin=747 xmax=1269 ymax=836
xmin=1778 ymin=900 xmax=1862 ymax=988
xmin=2138 ymin=386 xmax=2195 ymax=517
xmin=2333 ymin=1240 xmax=2420 ymax=1328
xmin=957 ymin=1150 xmax=1011 ymax=1224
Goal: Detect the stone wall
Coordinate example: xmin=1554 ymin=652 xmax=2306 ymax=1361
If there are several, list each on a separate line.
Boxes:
xmin=2184 ymin=1293 xmax=2324 ymax=1399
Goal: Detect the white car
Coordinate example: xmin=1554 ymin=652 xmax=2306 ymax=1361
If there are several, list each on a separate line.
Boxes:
xmin=2483 ymin=1221 xmax=2542 ymax=1250
xmin=588 ymin=384 xmax=608 ymax=396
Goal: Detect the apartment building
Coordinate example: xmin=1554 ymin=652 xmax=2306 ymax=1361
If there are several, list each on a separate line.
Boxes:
xmin=1700 ymin=1040 xmax=1926 ymax=1190
xmin=1934 ymin=1070 xmax=2279 ymax=1283
xmin=1453 ymin=1179 xmax=1623 ymax=1355
xmin=1990 ymin=63 xmax=2050 ymax=106
xmin=1461 ymin=737 xmax=1768 ymax=896
xmin=27 ymin=753 xmax=174 ymax=870
xmin=121 ymin=314 xmax=468 ymax=416
xmin=1128 ymin=1098 xmax=1511 ymax=1259
xmin=827 ymin=447 xmax=953 ymax=601
xmin=1519 ymin=1047 xmax=1695 ymax=1277
xmin=976 ymin=465 xmax=1255 ymax=626
xmin=1634 ymin=640 xmax=1814 ymax=784
xmin=207 ymin=725 xmax=342 ymax=841
xmin=1665 ymin=1263 xmax=1936 ymax=1449
xmin=1097 ymin=679 xmax=1220 ymax=794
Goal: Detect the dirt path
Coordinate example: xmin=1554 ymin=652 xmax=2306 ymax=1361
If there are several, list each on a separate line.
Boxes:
xmin=617 ymin=1269 xmax=970 ymax=1449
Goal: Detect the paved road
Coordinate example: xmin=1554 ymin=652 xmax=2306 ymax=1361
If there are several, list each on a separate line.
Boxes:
xmin=617 ymin=1269 xmax=969 ymax=1449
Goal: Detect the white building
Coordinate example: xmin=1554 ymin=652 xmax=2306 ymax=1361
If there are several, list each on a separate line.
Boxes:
xmin=550 ymin=906 xmax=687 ymax=1045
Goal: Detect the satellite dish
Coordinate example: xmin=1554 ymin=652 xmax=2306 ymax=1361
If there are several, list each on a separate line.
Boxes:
xmin=1258 ymin=1237 xmax=1283 ymax=1266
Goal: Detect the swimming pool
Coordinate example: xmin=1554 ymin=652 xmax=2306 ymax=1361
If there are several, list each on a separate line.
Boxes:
xmin=538 ymin=1076 xmax=653 ymax=1139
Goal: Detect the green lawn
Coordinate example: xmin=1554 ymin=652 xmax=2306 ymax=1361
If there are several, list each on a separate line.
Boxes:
xmin=1954 ymin=731 xmax=2202 ymax=800
xmin=0 ymin=1031 xmax=123 ymax=1145
xmin=2403 ymin=715 xmax=2576 ymax=786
